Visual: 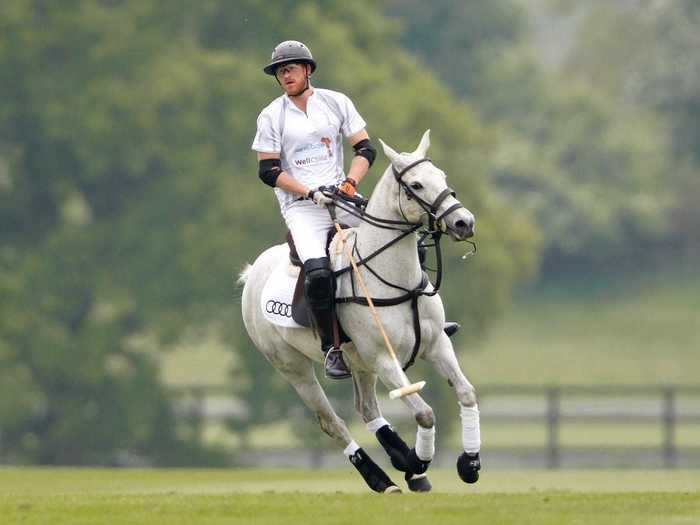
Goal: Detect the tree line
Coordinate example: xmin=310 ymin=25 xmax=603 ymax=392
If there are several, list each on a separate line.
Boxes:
xmin=0 ymin=0 xmax=695 ymax=464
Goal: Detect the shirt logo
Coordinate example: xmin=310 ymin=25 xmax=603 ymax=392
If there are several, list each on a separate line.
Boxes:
xmin=293 ymin=138 xmax=333 ymax=167
xmin=321 ymin=137 xmax=333 ymax=158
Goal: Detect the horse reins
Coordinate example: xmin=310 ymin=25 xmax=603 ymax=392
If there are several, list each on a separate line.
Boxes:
xmin=329 ymin=158 xmax=467 ymax=371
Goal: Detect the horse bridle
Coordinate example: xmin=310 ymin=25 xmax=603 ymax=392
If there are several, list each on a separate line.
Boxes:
xmin=331 ymin=158 xmax=470 ymax=372
xmin=392 ymin=157 xmax=466 ymax=232
xmin=331 ymin=156 xmax=469 ymax=279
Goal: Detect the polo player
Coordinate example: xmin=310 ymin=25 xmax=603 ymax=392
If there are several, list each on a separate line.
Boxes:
xmin=251 ymin=40 xmax=459 ymax=380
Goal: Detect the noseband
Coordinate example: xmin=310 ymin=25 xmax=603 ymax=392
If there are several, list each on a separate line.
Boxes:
xmin=393 ymin=158 xmax=466 ymax=230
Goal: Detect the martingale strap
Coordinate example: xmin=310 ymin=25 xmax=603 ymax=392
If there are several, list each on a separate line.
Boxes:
xmin=335 ymin=234 xmax=438 ymax=371
xmin=333 ymin=225 xmax=420 ymax=278
xmin=329 ymin=157 xmax=465 ymax=371
xmin=337 ymin=271 xmax=430 ymax=371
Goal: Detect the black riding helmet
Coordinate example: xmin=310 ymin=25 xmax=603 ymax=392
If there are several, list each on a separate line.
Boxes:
xmin=264 ymin=40 xmax=317 ymax=75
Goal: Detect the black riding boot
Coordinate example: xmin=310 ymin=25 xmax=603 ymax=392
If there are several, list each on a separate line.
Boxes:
xmin=417 ymin=242 xmax=461 ymax=338
xmin=303 ymin=257 xmax=351 ymax=380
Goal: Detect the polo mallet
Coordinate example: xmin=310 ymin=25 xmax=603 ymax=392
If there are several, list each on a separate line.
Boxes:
xmin=332 ymin=215 xmax=426 ymax=400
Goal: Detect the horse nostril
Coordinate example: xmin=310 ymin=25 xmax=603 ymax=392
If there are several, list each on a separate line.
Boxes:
xmin=454 ymin=218 xmax=475 ymax=237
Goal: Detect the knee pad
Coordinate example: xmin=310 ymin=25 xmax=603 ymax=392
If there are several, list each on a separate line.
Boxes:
xmin=303 ymin=257 xmax=336 ymax=308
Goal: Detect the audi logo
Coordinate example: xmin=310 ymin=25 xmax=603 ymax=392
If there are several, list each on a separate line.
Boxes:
xmin=265 ymin=300 xmax=293 ymax=318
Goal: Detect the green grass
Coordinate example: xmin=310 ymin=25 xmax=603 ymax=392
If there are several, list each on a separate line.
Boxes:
xmin=1 ymin=468 xmax=698 ymax=524
xmin=463 ymin=273 xmax=700 ymax=386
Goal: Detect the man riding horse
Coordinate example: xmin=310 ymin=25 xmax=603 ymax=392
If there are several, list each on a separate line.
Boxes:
xmin=252 ymin=40 xmax=458 ymax=380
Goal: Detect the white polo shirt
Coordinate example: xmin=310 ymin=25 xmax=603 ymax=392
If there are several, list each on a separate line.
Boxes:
xmin=252 ymin=88 xmax=367 ymax=214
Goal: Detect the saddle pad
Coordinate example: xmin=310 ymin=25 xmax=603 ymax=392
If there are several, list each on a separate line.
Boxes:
xmin=260 ymin=228 xmax=356 ymax=329
xmin=260 ymin=261 xmax=305 ymax=328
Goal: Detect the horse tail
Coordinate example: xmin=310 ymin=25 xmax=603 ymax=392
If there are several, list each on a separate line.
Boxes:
xmin=236 ymin=264 xmax=253 ymax=286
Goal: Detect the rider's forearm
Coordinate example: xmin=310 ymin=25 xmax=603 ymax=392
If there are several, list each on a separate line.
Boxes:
xmin=274 ymin=171 xmax=312 ymax=197
xmin=346 ymin=155 xmax=370 ymax=186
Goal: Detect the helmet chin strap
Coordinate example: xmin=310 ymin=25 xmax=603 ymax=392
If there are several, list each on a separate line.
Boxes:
xmin=298 ymin=75 xmax=311 ymax=95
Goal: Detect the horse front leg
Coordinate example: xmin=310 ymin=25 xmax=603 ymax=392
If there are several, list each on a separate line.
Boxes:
xmin=423 ymin=332 xmax=481 ymax=483
xmin=352 ymin=369 xmax=432 ymax=492
xmin=361 ymin=354 xmax=439 ymax=483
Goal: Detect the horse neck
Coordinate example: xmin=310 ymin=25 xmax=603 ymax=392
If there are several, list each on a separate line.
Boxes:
xmin=355 ymin=168 xmax=422 ymax=287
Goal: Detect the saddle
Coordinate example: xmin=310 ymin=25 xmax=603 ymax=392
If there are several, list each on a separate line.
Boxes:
xmin=286 ymin=226 xmax=351 ymax=346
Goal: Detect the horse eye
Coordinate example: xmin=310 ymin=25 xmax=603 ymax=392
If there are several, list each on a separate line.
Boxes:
xmin=410 ymin=182 xmax=423 ymax=190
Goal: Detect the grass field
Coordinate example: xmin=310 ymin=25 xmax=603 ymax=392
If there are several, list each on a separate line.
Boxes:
xmin=1 ymin=468 xmax=698 ymax=524
xmin=464 ymin=270 xmax=700 ymax=386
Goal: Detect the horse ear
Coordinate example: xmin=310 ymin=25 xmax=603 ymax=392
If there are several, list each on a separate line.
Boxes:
xmin=414 ymin=129 xmax=431 ymax=157
xmin=378 ymin=138 xmax=400 ymax=164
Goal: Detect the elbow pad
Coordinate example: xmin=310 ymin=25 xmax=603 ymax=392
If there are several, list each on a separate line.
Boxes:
xmin=353 ymin=138 xmax=376 ymax=167
xmin=258 ymin=158 xmax=282 ymax=187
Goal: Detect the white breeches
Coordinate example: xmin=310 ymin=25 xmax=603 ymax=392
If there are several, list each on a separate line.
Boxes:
xmin=283 ymin=200 xmax=361 ymax=263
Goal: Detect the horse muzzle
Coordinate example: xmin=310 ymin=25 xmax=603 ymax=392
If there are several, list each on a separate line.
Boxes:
xmin=447 ymin=213 xmax=475 ymax=241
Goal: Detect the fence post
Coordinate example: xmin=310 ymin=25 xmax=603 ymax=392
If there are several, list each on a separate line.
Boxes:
xmin=662 ymin=387 xmax=677 ymax=468
xmin=190 ymin=386 xmax=206 ymax=441
xmin=310 ymin=447 xmax=323 ymax=470
xmin=546 ymin=387 xmax=561 ymax=469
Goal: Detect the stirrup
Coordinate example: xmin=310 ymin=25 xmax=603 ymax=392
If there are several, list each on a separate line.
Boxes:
xmin=323 ymin=346 xmax=351 ymax=380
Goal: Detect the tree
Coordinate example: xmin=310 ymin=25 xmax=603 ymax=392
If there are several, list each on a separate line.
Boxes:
xmin=382 ymin=0 xmax=673 ymax=272
xmin=0 ymin=0 xmax=246 ymax=464
xmin=0 ymin=0 xmax=538 ymax=462
xmin=559 ymin=0 xmax=700 ymax=258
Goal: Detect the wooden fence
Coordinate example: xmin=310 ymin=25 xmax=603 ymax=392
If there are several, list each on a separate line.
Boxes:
xmin=169 ymin=384 xmax=700 ymax=469
xmin=477 ymin=384 xmax=700 ymax=469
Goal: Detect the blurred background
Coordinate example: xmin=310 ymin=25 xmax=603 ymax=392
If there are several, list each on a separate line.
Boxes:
xmin=1 ymin=0 xmax=698 ymax=469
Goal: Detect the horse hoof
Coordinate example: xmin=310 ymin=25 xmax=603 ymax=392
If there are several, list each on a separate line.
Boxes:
xmin=384 ymin=485 xmax=402 ymax=494
xmin=405 ymin=472 xmax=432 ymax=492
xmin=456 ymin=452 xmax=481 ymax=484
xmin=407 ymin=448 xmax=431 ymax=475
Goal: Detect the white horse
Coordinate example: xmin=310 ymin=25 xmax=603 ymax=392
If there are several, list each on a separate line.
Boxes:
xmin=239 ymin=130 xmax=481 ymax=493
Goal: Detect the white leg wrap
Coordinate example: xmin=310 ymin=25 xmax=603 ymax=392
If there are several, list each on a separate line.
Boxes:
xmin=366 ymin=417 xmax=390 ymax=434
xmin=415 ymin=425 xmax=435 ymax=461
xmin=343 ymin=440 xmax=360 ymax=458
xmin=460 ymin=404 xmax=481 ymax=453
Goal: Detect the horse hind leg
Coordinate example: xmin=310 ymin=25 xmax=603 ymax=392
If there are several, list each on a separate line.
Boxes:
xmin=352 ymin=370 xmax=432 ymax=492
xmin=244 ymin=265 xmax=399 ymax=493
xmin=270 ymin=349 xmax=400 ymax=493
